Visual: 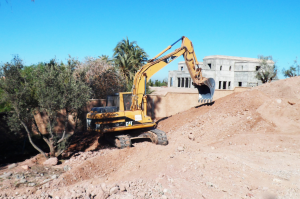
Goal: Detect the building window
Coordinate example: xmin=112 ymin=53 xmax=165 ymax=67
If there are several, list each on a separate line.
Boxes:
xmin=208 ymin=63 xmax=211 ymax=69
xmin=178 ymin=78 xmax=180 ymax=87
xmin=223 ymin=81 xmax=227 ymax=89
xmin=229 ymin=66 xmax=231 ymax=71
xmin=256 ymin=66 xmax=261 ymax=71
xmin=220 ymin=65 xmax=222 ymax=71
xmin=181 ymin=78 xmax=184 ymax=87
xmin=228 ymin=81 xmax=231 ymax=89
xmin=219 ymin=81 xmax=222 ymax=89
xmin=241 ymin=65 xmax=243 ymax=70
xmin=239 ymin=82 xmax=242 ymax=87
xmin=189 ymin=78 xmax=191 ymax=88
xmin=170 ymin=77 xmax=173 ymax=87
xmin=181 ymin=66 xmax=183 ymax=71
xmin=185 ymin=78 xmax=188 ymax=88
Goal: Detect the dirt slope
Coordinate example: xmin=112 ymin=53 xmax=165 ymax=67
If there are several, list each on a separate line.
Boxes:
xmin=1 ymin=77 xmax=300 ymax=199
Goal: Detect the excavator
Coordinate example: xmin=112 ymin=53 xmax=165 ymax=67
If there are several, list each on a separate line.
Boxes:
xmin=86 ymin=36 xmax=215 ymax=148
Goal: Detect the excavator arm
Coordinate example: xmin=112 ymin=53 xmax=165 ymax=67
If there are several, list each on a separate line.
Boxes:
xmin=130 ymin=36 xmax=215 ymax=111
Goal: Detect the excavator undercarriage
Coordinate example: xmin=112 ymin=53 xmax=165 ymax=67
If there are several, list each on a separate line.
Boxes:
xmin=104 ymin=128 xmax=168 ymax=149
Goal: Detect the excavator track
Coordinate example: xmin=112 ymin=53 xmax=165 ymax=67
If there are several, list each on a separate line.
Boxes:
xmin=104 ymin=134 xmax=132 ymax=149
xmin=149 ymin=128 xmax=168 ymax=145
xmin=103 ymin=128 xmax=168 ymax=148
xmin=115 ymin=135 xmax=132 ymax=149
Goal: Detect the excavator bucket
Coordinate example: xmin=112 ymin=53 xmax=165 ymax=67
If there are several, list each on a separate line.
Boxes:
xmin=196 ymin=78 xmax=215 ymax=103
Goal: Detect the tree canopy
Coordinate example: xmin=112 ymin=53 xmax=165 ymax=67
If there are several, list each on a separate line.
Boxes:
xmin=0 ymin=56 xmax=91 ymax=158
xmin=113 ymin=37 xmax=148 ymax=91
xmin=75 ymin=56 xmax=126 ymax=99
xmin=255 ymin=55 xmax=277 ymax=83
xmin=282 ymin=58 xmax=299 ymax=78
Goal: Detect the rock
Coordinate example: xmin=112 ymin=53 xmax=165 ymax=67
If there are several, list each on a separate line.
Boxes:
xmin=20 ymin=179 xmax=27 ymax=183
xmin=161 ymin=195 xmax=168 ymax=199
xmin=51 ymin=175 xmax=58 ymax=179
xmin=177 ymin=146 xmax=184 ymax=152
xmin=61 ymin=152 xmax=72 ymax=159
xmin=188 ymin=133 xmax=195 ymax=141
xmin=163 ymin=189 xmax=168 ymax=193
xmin=288 ymin=101 xmax=296 ymax=105
xmin=119 ymin=183 xmax=127 ymax=192
xmin=273 ymin=178 xmax=282 ymax=183
xmin=120 ymin=193 xmax=134 ymax=199
xmin=43 ymin=157 xmax=58 ymax=166
xmin=109 ymin=186 xmax=119 ymax=195
xmin=28 ymin=183 xmax=36 ymax=187
xmin=8 ymin=163 xmax=17 ymax=169
xmin=42 ymin=179 xmax=51 ymax=183
xmin=0 ymin=172 xmax=12 ymax=179
xmin=94 ymin=188 xmax=106 ymax=199
xmin=276 ymin=99 xmax=282 ymax=104
xmin=21 ymin=165 xmax=30 ymax=170
xmin=43 ymin=182 xmax=50 ymax=188
xmin=137 ymin=192 xmax=145 ymax=197
xmin=15 ymin=174 xmax=22 ymax=179
xmin=206 ymin=182 xmax=214 ymax=187
xmin=63 ymin=165 xmax=71 ymax=171
xmin=101 ymin=183 xmax=107 ymax=192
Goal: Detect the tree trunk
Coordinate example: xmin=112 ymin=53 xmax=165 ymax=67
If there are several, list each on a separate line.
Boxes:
xmin=49 ymin=141 xmax=55 ymax=157
xmin=20 ymin=121 xmax=47 ymax=159
xmin=268 ymin=70 xmax=277 ymax=83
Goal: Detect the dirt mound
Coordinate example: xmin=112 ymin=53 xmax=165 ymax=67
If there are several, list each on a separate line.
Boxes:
xmin=1 ymin=77 xmax=300 ymax=199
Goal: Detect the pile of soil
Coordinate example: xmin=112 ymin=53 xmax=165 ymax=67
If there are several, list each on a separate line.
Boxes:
xmin=0 ymin=76 xmax=299 ymax=199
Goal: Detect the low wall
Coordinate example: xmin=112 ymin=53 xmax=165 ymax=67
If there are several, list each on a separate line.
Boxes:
xmin=32 ymin=87 xmax=250 ymax=133
xmin=33 ymin=99 xmax=107 ymax=135
xmin=147 ymin=87 xmax=250 ymax=119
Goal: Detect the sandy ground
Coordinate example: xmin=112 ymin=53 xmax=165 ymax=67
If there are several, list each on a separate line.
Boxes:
xmin=0 ymin=76 xmax=300 ymax=199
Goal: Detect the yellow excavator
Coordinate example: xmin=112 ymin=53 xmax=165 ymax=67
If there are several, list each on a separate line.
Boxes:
xmin=86 ymin=36 xmax=215 ymax=148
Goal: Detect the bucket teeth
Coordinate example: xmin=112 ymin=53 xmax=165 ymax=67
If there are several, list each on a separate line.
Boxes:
xmin=198 ymin=99 xmax=213 ymax=104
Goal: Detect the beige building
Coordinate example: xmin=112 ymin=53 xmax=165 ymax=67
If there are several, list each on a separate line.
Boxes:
xmin=168 ymin=55 xmax=276 ymax=90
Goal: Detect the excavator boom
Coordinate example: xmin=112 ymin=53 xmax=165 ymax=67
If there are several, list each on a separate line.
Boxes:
xmin=131 ymin=36 xmax=215 ymax=110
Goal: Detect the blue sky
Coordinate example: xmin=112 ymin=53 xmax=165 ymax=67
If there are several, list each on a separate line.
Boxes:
xmin=0 ymin=0 xmax=299 ymax=80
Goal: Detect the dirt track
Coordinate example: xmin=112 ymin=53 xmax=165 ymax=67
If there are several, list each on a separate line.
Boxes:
xmin=0 ymin=77 xmax=300 ymax=199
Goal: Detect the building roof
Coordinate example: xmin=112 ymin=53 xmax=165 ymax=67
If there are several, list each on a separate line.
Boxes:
xmin=203 ymin=55 xmax=274 ymax=63
xmin=178 ymin=61 xmax=203 ymax=64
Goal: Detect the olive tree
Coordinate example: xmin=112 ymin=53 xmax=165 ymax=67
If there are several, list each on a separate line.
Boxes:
xmin=0 ymin=56 xmax=91 ymax=158
xmin=282 ymin=57 xmax=299 ymax=78
xmin=255 ymin=55 xmax=277 ymax=83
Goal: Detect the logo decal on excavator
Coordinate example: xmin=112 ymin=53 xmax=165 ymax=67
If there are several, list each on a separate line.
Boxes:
xmin=126 ymin=121 xmax=133 ymax=126
xmin=163 ymin=56 xmax=177 ymax=64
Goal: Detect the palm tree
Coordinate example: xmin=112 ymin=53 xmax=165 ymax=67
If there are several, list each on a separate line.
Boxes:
xmin=99 ymin=55 xmax=113 ymax=64
xmin=113 ymin=37 xmax=148 ymax=90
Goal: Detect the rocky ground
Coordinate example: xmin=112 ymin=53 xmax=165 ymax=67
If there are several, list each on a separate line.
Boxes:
xmin=0 ymin=76 xmax=300 ymax=199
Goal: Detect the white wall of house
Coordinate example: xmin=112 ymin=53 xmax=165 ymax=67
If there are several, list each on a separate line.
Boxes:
xmin=168 ymin=55 xmax=275 ymax=90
